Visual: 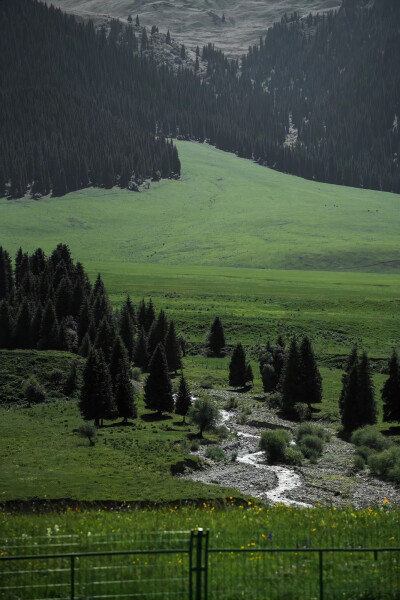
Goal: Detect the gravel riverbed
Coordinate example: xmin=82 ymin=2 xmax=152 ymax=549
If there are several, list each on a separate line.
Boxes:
xmin=179 ymin=390 xmax=400 ymax=508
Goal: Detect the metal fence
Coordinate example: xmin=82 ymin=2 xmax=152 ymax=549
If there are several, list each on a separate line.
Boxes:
xmin=1 ymin=529 xmax=399 ymax=600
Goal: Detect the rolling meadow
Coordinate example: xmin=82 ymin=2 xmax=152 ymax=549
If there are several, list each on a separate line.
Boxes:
xmin=1 ymin=142 xmax=400 ymax=598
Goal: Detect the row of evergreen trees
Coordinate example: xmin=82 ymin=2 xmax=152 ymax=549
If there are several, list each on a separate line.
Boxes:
xmin=2 ymin=0 xmax=399 ymax=199
xmin=339 ymin=347 xmax=400 ymax=434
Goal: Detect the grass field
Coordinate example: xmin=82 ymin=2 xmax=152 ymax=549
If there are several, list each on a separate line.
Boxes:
xmin=1 ymin=142 xmax=399 ymax=507
xmin=1 ymin=141 xmax=400 ymax=273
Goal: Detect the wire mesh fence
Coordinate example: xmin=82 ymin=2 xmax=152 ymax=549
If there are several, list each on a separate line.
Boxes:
xmin=1 ymin=529 xmax=399 ymax=600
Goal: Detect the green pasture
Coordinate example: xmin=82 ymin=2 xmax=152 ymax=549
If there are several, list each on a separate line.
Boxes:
xmin=1 ymin=505 xmax=399 ymax=600
xmin=1 ymin=141 xmax=399 ymax=273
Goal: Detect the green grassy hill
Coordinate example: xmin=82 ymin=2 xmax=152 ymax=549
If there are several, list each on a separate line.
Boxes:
xmin=1 ymin=141 xmax=399 ymax=273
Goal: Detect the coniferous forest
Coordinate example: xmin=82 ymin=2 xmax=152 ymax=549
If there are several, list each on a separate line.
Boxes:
xmin=1 ymin=0 xmax=399 ymax=198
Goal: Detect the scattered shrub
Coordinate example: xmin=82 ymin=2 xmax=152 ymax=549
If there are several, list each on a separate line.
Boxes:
xmin=205 ymin=446 xmax=226 ymax=462
xmin=190 ymin=440 xmax=200 ymax=452
xmin=296 ymin=423 xmax=329 ymax=443
xmin=224 ymin=397 xmax=238 ymax=411
xmin=285 ymin=447 xmax=303 ymax=466
xmin=298 ymin=434 xmax=324 ymax=459
xmin=353 ymin=454 xmax=366 ymax=471
xmin=266 ymin=392 xmax=282 ymax=410
xmin=216 ymin=425 xmax=230 ymax=440
xmin=23 ymin=376 xmax=46 ymax=406
xmin=293 ymin=402 xmax=311 ymax=422
xmin=356 ymin=445 xmax=374 ymax=462
xmin=369 ymin=447 xmax=400 ymax=483
xmin=260 ymin=429 xmax=291 ymax=464
xmin=76 ymin=424 xmax=97 ymax=446
xmin=351 ymin=426 xmax=390 ymax=452
xmin=46 ymin=369 xmax=64 ymax=386
xmin=230 ymin=451 xmax=238 ymax=462
xmin=199 ymin=378 xmax=213 ymax=389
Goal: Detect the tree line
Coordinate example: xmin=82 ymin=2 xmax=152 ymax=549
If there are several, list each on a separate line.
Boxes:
xmin=1 ymin=0 xmax=399 ymax=199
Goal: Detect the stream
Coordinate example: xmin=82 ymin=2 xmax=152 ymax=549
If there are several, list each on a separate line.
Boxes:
xmin=187 ymin=408 xmax=311 ymax=507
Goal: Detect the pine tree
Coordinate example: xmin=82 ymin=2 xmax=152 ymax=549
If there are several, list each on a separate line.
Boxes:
xmin=138 ymin=298 xmax=147 ymax=329
xmin=79 ymin=348 xmax=117 ymax=426
xmin=110 ymin=336 xmax=137 ymax=423
xmin=145 ymin=298 xmax=155 ymax=332
xmin=357 ymin=352 xmax=376 ymax=426
xmin=382 ymin=351 xmax=400 ymax=422
xmin=38 ymin=300 xmax=58 ymax=350
xmin=0 ymin=301 xmax=13 ymax=349
xmin=165 ymin=321 xmax=182 ymax=374
xmin=144 ymin=343 xmax=173 ymax=414
xmin=63 ymin=359 xmax=79 ymax=396
xmin=13 ymin=298 xmax=32 ymax=349
xmin=340 ymin=350 xmax=377 ymax=433
xmin=175 ymin=375 xmax=192 ymax=422
xmin=94 ymin=316 xmax=116 ymax=364
xmin=78 ymin=332 xmax=92 ymax=357
xmin=133 ymin=326 xmax=149 ymax=371
xmin=207 ymin=316 xmax=225 ymax=356
xmin=298 ymin=336 xmax=322 ymax=406
xmin=77 ymin=298 xmax=92 ymax=343
xmin=119 ymin=305 xmax=135 ymax=361
xmin=339 ymin=346 xmax=359 ymax=414
xmin=246 ymin=364 xmax=254 ymax=386
xmin=281 ymin=337 xmax=301 ymax=418
xmin=229 ymin=342 xmax=247 ymax=387
xmin=147 ymin=309 xmax=168 ymax=358
xmin=30 ymin=304 xmax=42 ymax=348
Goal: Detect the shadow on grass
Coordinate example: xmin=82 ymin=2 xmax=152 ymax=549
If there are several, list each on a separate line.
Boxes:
xmin=382 ymin=425 xmax=400 ymax=437
xmin=140 ymin=412 xmax=173 ymax=422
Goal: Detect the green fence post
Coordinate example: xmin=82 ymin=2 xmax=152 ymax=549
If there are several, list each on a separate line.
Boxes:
xmin=70 ymin=555 xmax=75 ymax=600
xmin=319 ymin=550 xmax=323 ymax=600
xmin=189 ymin=530 xmax=194 ymax=600
xmin=204 ymin=529 xmax=210 ymax=600
xmin=195 ymin=529 xmax=204 ymax=600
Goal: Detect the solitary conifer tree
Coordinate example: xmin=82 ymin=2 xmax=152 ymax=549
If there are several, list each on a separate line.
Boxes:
xmin=229 ymin=342 xmax=247 ymax=387
xmin=340 ymin=350 xmax=376 ymax=433
xmin=382 ymin=351 xmax=400 ymax=422
xmin=175 ymin=375 xmax=192 ymax=422
xmin=207 ymin=317 xmax=225 ymax=356
xmin=144 ymin=343 xmax=174 ymax=414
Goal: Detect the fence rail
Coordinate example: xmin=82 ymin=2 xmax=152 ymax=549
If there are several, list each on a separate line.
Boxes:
xmin=1 ymin=529 xmax=399 ymax=600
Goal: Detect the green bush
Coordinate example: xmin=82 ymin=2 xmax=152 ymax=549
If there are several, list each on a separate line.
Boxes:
xmin=293 ymin=402 xmax=311 ymax=422
xmin=351 ymin=426 xmax=390 ymax=452
xmin=266 ymin=392 xmax=282 ymax=410
xmin=285 ymin=447 xmax=303 ymax=466
xmin=356 ymin=445 xmax=374 ymax=462
xmin=205 ymin=446 xmax=226 ymax=462
xmin=260 ymin=429 xmax=291 ymax=464
xmin=296 ymin=423 xmax=329 ymax=443
xmin=224 ymin=397 xmax=238 ymax=411
xmin=298 ymin=434 xmax=324 ymax=459
xmin=369 ymin=446 xmax=400 ymax=483
xmin=353 ymin=454 xmax=366 ymax=471
xmin=131 ymin=367 xmax=141 ymax=381
xmin=190 ymin=439 xmax=200 ymax=452
xmin=23 ymin=376 xmax=46 ymax=406
xmin=216 ymin=425 xmax=230 ymax=440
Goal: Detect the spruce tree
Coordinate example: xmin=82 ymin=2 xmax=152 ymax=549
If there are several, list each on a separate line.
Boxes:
xmin=110 ymin=337 xmax=137 ymax=423
xmin=207 ymin=317 xmax=225 ymax=356
xmin=38 ymin=300 xmax=59 ymax=349
xmin=246 ymin=364 xmax=254 ymax=386
xmin=63 ymin=359 xmax=79 ymax=396
xmin=0 ymin=301 xmax=13 ymax=349
xmin=339 ymin=346 xmax=359 ymax=414
xmin=119 ymin=304 xmax=135 ymax=361
xmin=165 ymin=320 xmax=182 ymax=374
xmin=133 ymin=326 xmax=149 ymax=371
xmin=79 ymin=348 xmax=117 ymax=427
xmin=382 ymin=351 xmax=400 ymax=422
xmin=13 ymin=298 xmax=32 ymax=349
xmin=145 ymin=298 xmax=155 ymax=332
xmin=94 ymin=316 xmax=116 ymax=364
xmin=357 ymin=352 xmax=376 ymax=426
xmin=78 ymin=332 xmax=92 ymax=357
xmin=281 ymin=337 xmax=301 ymax=418
xmin=229 ymin=342 xmax=247 ymax=387
xmin=147 ymin=309 xmax=168 ymax=358
xmin=175 ymin=375 xmax=192 ymax=422
xmin=298 ymin=336 xmax=322 ymax=406
xmin=144 ymin=343 xmax=173 ymax=414
xmin=340 ymin=362 xmax=359 ymax=433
